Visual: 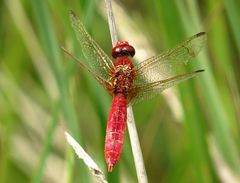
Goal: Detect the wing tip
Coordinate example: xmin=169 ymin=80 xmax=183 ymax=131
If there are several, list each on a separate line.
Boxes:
xmin=196 ymin=32 xmax=206 ymax=36
xmin=195 ymin=32 xmax=207 ymax=41
xmin=195 ymin=69 xmax=205 ymax=73
xmin=69 ymin=10 xmax=76 ymax=18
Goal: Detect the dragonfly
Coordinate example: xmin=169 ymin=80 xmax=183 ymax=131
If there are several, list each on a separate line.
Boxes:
xmin=62 ymin=10 xmax=206 ymax=172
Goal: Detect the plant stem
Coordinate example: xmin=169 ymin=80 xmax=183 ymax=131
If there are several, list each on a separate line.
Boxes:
xmin=104 ymin=0 xmax=148 ymax=182
xmin=104 ymin=0 xmax=118 ymax=45
xmin=127 ymin=107 xmax=148 ymax=183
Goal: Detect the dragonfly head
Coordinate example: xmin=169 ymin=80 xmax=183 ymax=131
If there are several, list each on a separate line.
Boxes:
xmin=112 ymin=41 xmax=135 ymax=58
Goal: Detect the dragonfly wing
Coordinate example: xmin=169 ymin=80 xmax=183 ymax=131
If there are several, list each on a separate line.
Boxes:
xmin=69 ymin=11 xmax=114 ymax=81
xmin=134 ymin=32 xmax=206 ymax=84
xmin=129 ymin=70 xmax=204 ymax=105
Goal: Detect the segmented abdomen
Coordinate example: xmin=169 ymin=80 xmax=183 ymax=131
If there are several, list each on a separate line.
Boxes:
xmin=105 ymin=93 xmax=127 ymax=172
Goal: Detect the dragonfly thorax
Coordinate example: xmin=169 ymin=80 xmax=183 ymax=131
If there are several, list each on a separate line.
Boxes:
xmin=112 ymin=41 xmax=135 ymax=58
xmin=109 ymin=57 xmax=135 ymax=96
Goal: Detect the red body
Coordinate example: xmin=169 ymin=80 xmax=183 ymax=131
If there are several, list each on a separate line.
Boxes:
xmin=105 ymin=93 xmax=127 ymax=172
xmin=104 ymin=52 xmax=135 ymax=172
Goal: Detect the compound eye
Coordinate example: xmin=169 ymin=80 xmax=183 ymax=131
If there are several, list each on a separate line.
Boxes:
xmin=112 ymin=42 xmax=135 ymax=58
xmin=122 ymin=46 xmax=135 ymax=57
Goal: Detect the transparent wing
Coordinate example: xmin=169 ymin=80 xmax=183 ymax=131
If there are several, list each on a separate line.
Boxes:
xmin=61 ymin=47 xmax=110 ymax=90
xmin=69 ymin=11 xmax=114 ymax=81
xmin=134 ymin=32 xmax=207 ymax=84
xmin=129 ymin=70 xmax=204 ymax=105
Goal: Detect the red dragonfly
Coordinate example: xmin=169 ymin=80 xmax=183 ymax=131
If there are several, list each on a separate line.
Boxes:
xmin=62 ymin=11 xmax=206 ymax=172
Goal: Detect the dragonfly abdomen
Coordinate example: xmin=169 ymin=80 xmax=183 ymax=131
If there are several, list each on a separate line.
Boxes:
xmin=105 ymin=93 xmax=127 ymax=172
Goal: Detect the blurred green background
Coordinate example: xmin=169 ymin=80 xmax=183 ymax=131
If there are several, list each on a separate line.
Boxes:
xmin=0 ymin=0 xmax=240 ymax=182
